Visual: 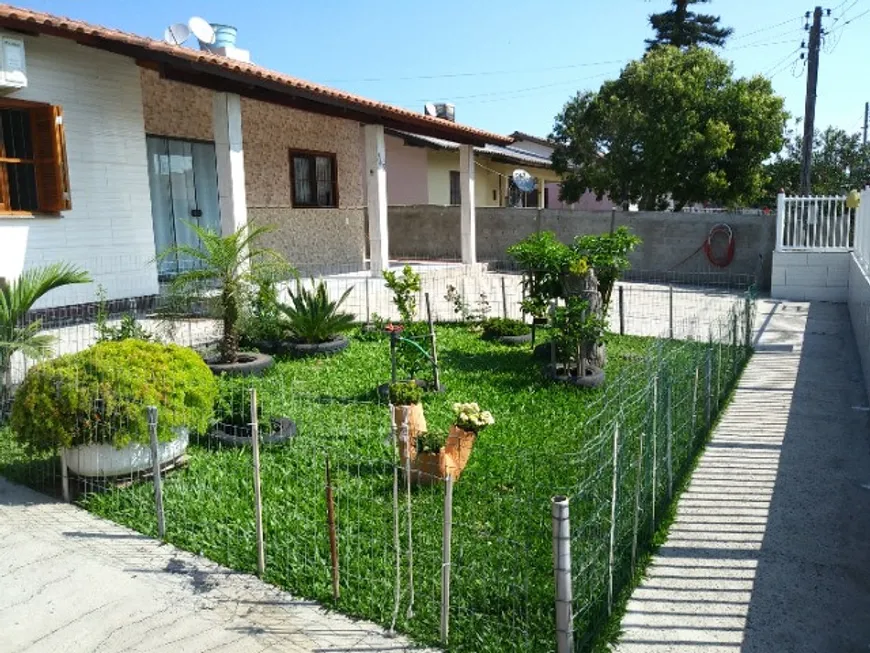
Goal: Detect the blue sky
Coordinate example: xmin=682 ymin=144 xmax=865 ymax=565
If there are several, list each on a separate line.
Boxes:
xmin=19 ymin=0 xmax=870 ymax=138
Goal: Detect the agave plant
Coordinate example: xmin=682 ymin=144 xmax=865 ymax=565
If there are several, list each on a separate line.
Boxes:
xmin=0 ymin=263 xmax=91 ymax=392
xmin=159 ymin=221 xmax=289 ymax=363
xmin=277 ymin=279 xmax=355 ymax=344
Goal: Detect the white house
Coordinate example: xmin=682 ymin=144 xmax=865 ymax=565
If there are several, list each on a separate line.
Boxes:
xmin=0 ymin=5 xmax=510 ymax=310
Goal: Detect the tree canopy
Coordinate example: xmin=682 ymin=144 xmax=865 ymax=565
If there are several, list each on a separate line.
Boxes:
xmin=647 ymin=0 xmax=732 ymax=49
xmin=550 ymin=46 xmax=787 ymax=211
xmin=760 ymin=124 xmax=870 ymax=206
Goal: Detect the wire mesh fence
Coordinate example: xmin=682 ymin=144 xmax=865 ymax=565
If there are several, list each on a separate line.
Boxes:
xmin=0 ymin=265 xmax=756 ymax=653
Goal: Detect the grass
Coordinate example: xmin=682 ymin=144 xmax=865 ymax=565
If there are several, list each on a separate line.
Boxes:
xmin=0 ymin=323 xmax=749 ymax=652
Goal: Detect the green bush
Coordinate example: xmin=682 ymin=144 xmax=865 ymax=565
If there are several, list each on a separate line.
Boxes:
xmin=388 ymin=381 xmax=423 ymax=406
xmin=572 ymin=226 xmax=641 ymax=308
xmin=481 ymin=318 xmax=531 ymax=339
xmin=11 ymin=340 xmax=217 ymax=452
xmin=278 ymin=279 xmax=355 ymax=344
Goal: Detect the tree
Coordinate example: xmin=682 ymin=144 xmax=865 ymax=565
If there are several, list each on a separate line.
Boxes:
xmin=761 ymin=123 xmax=870 ymax=205
xmin=0 ymin=263 xmax=91 ymax=394
xmin=646 ymin=0 xmax=732 ymax=49
xmin=551 ymin=46 xmax=787 ymax=211
xmin=160 ymin=222 xmax=289 ymax=363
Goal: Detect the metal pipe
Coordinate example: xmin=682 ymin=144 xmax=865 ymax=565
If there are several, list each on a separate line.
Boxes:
xmin=552 ymin=495 xmax=574 ymax=653
xmin=440 ymin=474 xmax=454 ymax=645
xmin=326 ymin=455 xmax=340 ymax=602
xmin=147 ymin=406 xmax=165 ymax=540
xmin=250 ymin=389 xmax=265 ymax=577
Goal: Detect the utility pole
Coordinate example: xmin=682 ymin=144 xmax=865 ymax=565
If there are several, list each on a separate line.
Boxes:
xmin=864 ymin=101 xmax=868 ymax=145
xmin=799 ymin=7 xmax=823 ymax=195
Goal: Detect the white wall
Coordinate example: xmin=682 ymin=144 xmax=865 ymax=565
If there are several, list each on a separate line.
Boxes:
xmin=771 ymin=251 xmax=849 ymax=302
xmin=0 ymin=34 xmax=157 ymax=308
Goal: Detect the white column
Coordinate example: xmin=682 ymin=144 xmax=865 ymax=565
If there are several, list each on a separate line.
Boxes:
xmin=213 ymin=92 xmax=248 ymax=236
xmin=460 ymin=144 xmax=476 ymax=265
xmin=775 ymin=191 xmax=785 ymax=252
xmin=537 ymin=178 xmax=546 ymax=209
xmin=364 ymin=124 xmax=389 ymax=276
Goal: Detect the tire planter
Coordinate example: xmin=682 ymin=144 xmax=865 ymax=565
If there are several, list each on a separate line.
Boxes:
xmin=207 ymin=352 xmax=274 ymax=377
xmin=286 ymin=335 xmax=349 ymax=358
xmin=497 ymin=332 xmax=532 ymax=345
xmin=548 ymin=363 xmax=606 ymax=389
xmin=64 ymin=428 xmax=189 ymax=478
xmin=211 ymin=418 xmax=297 ymax=447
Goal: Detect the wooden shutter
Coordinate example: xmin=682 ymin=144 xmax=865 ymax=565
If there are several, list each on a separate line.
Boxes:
xmin=32 ymin=104 xmax=71 ymax=212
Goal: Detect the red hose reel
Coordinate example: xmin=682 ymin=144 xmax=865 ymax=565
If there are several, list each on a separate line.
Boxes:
xmin=702 ymin=223 xmax=735 ymax=268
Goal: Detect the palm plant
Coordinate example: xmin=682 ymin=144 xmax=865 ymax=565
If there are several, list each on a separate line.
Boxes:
xmin=159 ymin=221 xmax=288 ymax=363
xmin=277 ymin=279 xmax=355 ymax=344
xmin=0 ymin=263 xmax=91 ymax=393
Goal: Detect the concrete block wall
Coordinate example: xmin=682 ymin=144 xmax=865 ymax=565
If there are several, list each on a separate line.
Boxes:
xmin=770 ymin=251 xmax=850 ymax=301
xmin=387 ymin=205 xmax=774 ymax=287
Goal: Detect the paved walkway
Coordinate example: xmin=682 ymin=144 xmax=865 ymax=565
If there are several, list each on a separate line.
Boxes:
xmin=0 ymin=479 xmax=428 ymax=653
xmin=616 ymin=300 xmax=870 ymax=653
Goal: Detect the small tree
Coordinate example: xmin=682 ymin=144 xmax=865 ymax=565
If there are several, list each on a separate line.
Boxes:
xmin=572 ymin=227 xmax=641 ymax=309
xmin=0 ymin=263 xmax=91 ymax=395
xmin=646 ymin=0 xmax=732 ymax=50
xmin=159 ymin=222 xmax=288 ymax=363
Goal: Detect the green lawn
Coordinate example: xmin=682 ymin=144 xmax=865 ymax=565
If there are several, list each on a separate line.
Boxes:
xmin=0 ymin=324 xmax=747 ymax=652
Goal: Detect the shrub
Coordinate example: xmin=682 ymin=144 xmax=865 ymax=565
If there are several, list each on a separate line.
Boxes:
xmin=278 ymin=279 xmax=355 ymax=344
xmin=239 ymin=273 xmax=286 ymax=348
xmin=383 ymin=265 xmax=421 ymax=324
xmin=507 ymin=232 xmax=576 ymax=318
xmin=388 ymin=381 xmax=423 ymax=406
xmin=11 ymin=340 xmax=217 ymax=453
xmin=572 ymin=227 xmax=641 ymax=308
xmin=481 ymin=318 xmax=531 ymax=339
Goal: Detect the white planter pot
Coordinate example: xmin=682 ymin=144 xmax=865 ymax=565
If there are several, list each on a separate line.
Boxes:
xmin=64 ymin=428 xmax=189 ymax=478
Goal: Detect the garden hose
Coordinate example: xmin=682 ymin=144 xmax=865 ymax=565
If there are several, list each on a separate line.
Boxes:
xmin=703 ymin=223 xmax=736 ymax=268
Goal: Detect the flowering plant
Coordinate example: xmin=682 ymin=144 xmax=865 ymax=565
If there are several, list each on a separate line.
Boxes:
xmin=452 ymin=402 xmax=495 ymax=433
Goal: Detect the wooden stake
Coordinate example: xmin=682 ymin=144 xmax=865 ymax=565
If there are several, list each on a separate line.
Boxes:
xmin=147 ymin=406 xmax=165 ymax=540
xmin=426 ymin=292 xmax=440 ymax=391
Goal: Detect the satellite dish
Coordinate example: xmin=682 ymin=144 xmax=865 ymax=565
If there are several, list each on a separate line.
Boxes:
xmin=188 ymin=16 xmax=216 ymax=45
xmin=424 ymin=103 xmax=437 ymax=117
xmin=512 ymin=169 xmax=536 ymax=193
xmin=163 ymin=22 xmax=190 ymax=46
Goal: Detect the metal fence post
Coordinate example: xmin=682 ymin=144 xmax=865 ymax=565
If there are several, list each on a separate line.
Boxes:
xmin=501 ymin=276 xmax=509 ymax=318
xmin=631 ymin=428 xmax=643 ymax=572
xmin=667 ymin=385 xmax=673 ymax=500
xmin=608 ymin=423 xmax=619 ymax=615
xmin=60 ymin=448 xmax=70 ymax=503
xmin=147 ymin=406 xmax=165 ymax=540
xmin=692 ymin=366 xmax=699 ymax=435
xmin=365 ymin=276 xmax=371 ymax=324
xmin=326 ymin=455 xmax=340 ymax=602
xmin=250 ymin=388 xmax=265 ymax=577
xmin=651 ymin=376 xmax=658 ymax=530
xmin=668 ymin=284 xmax=674 ymax=340
xmin=619 ymin=285 xmax=625 ymax=336
xmin=705 ymin=347 xmax=713 ymax=429
xmin=552 ymin=495 xmax=574 ymax=653
xmin=744 ymin=292 xmax=752 ymax=351
xmin=731 ymin=309 xmax=738 ymax=378
xmin=426 ymin=292 xmax=441 ymax=391
xmin=441 ymin=474 xmax=454 ymax=646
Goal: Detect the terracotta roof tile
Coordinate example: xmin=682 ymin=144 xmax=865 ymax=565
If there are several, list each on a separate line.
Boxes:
xmin=0 ymin=4 xmax=511 ymax=145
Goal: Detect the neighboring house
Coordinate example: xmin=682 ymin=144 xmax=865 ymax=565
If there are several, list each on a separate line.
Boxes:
xmin=0 ymin=5 xmax=509 ymax=309
xmin=509 ymin=131 xmax=614 ymax=211
xmin=384 ymin=128 xmax=561 ymax=208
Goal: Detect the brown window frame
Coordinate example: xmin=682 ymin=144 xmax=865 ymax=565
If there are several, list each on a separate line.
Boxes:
xmin=0 ymin=97 xmax=71 ymax=218
xmin=289 ymin=149 xmax=339 ymax=208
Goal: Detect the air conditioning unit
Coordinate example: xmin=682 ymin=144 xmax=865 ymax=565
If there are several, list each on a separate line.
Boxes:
xmin=0 ymin=36 xmax=27 ymax=93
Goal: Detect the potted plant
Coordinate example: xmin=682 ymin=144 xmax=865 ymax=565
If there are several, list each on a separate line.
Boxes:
xmin=277 ymin=278 xmax=355 ymax=357
xmin=159 ymin=221 xmax=289 ymax=376
xmin=10 ymin=340 xmax=217 ymax=478
xmin=0 ymin=263 xmax=91 ymax=411
xmin=389 ymin=381 xmax=426 ymax=468
xmin=481 ymin=317 xmax=532 ymax=345
xmin=238 ymin=271 xmax=286 ymax=354
xmin=211 ymin=376 xmax=295 ymax=447
xmin=410 ymin=402 xmax=494 ymax=485
xmin=550 ymin=298 xmax=607 ymax=388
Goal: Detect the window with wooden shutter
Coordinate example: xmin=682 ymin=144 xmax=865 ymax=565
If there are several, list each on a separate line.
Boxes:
xmin=0 ymin=99 xmax=70 ymax=216
xmin=289 ymin=149 xmax=338 ymax=208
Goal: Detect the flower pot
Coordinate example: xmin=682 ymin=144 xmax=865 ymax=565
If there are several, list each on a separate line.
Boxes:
xmin=391 ymin=403 xmax=427 ymax=467
xmin=64 ymin=428 xmax=189 ymax=478
xmin=413 ymin=450 xmax=460 ymax=486
xmin=445 ymin=425 xmax=476 ymax=473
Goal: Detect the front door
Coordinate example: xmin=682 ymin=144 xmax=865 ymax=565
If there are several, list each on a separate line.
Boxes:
xmin=146 ymin=136 xmax=221 ymax=278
